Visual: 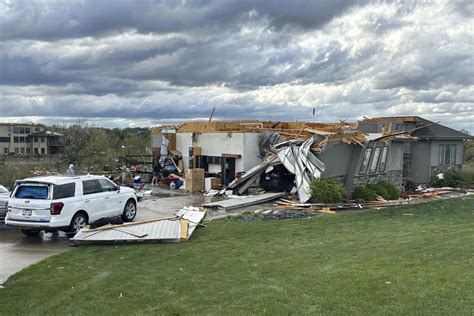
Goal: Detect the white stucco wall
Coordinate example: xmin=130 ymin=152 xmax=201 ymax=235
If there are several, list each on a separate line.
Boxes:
xmin=175 ymin=132 xmax=261 ymax=172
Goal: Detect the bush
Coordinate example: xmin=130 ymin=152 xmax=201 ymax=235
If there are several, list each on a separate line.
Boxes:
xmin=429 ymin=169 xmax=474 ymax=189
xmin=352 ymin=181 xmax=400 ymax=201
xmin=309 ymin=178 xmax=345 ymax=203
xmin=366 ymin=183 xmax=390 ymax=200
xmin=352 ymin=186 xmax=377 ymax=201
xmin=377 ymin=181 xmax=400 ymax=200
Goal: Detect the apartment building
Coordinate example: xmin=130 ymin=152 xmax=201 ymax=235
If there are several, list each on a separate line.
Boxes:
xmin=0 ymin=123 xmax=64 ymax=156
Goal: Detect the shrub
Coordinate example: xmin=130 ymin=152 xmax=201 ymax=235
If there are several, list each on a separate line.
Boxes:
xmin=352 ymin=181 xmax=400 ymax=201
xmin=367 ymin=183 xmax=390 ymax=200
xmin=309 ymin=178 xmax=345 ymax=203
xmin=429 ymin=169 xmax=474 ymax=189
xmin=352 ymin=186 xmax=377 ymax=201
xmin=377 ymin=181 xmax=400 ymax=200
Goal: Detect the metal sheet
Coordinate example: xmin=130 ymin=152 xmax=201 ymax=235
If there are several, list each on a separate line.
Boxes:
xmin=72 ymin=209 xmax=207 ymax=244
xmin=202 ymin=192 xmax=285 ymax=210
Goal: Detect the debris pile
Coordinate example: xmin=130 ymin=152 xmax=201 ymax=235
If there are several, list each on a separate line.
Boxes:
xmin=71 ymin=207 xmax=206 ymax=245
xmin=227 ymin=123 xmax=413 ymax=203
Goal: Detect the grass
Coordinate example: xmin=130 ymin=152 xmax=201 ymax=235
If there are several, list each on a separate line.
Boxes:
xmin=1 ymin=197 xmax=473 ymax=315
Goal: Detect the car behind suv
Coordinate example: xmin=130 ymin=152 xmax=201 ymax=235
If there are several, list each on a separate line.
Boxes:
xmin=5 ymin=175 xmax=137 ymax=236
xmin=0 ymin=185 xmax=10 ymax=221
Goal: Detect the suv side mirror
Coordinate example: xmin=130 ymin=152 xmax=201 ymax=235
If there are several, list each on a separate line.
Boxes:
xmin=115 ymin=185 xmax=120 ymax=192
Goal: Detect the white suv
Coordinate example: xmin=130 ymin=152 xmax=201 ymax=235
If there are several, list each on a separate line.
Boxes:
xmin=5 ymin=175 xmax=137 ymax=236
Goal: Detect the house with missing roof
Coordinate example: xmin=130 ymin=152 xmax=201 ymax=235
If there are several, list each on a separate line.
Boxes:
xmin=358 ymin=116 xmax=472 ymax=184
xmin=151 ymin=117 xmax=470 ymax=199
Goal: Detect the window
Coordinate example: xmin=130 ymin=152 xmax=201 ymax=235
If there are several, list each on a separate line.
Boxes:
xmin=0 ymin=137 xmax=9 ymax=142
xmin=25 ymin=127 xmax=30 ymax=134
xmin=53 ymin=183 xmax=76 ymax=199
xmin=4 ymin=148 xmax=8 ymax=154
xmin=26 ymin=148 xmax=31 ymax=154
xmin=15 ymin=185 xmax=49 ymax=200
xmin=82 ymin=180 xmax=101 ymax=195
xmin=41 ymin=137 xmax=45 ymax=143
xmin=14 ymin=148 xmax=19 ymax=154
xmin=35 ymin=127 xmax=40 ymax=132
xmin=359 ymin=148 xmax=372 ymax=174
xmin=34 ymin=148 xmax=39 ymax=154
xmin=378 ymin=147 xmax=388 ymax=172
xmin=19 ymin=136 xmax=25 ymax=143
xmin=13 ymin=137 xmax=19 ymax=143
xmin=369 ymin=147 xmax=382 ymax=173
xmin=98 ymin=179 xmax=117 ymax=192
xmin=41 ymin=148 xmax=45 ymax=154
xmin=20 ymin=148 xmax=25 ymax=154
xmin=438 ymin=144 xmax=457 ymax=165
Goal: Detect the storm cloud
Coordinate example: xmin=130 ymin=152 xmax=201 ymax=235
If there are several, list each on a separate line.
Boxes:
xmin=0 ymin=0 xmax=473 ymax=131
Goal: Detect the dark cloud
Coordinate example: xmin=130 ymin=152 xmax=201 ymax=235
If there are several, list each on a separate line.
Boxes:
xmin=0 ymin=0 xmax=359 ymax=41
xmin=0 ymin=0 xmax=472 ymax=132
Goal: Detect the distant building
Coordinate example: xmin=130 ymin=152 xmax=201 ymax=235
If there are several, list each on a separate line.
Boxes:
xmin=0 ymin=123 xmax=64 ymax=156
xmin=358 ymin=116 xmax=472 ymax=184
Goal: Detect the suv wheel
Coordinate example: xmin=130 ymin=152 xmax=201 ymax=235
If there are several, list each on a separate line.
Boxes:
xmin=68 ymin=212 xmax=88 ymax=237
xmin=21 ymin=229 xmax=41 ymax=237
xmin=122 ymin=200 xmax=136 ymax=222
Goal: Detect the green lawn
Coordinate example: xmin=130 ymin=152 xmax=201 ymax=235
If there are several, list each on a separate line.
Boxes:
xmin=1 ymin=197 xmax=473 ymax=315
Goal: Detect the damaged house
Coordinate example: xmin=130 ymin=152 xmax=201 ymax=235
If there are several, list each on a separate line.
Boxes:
xmin=358 ymin=116 xmax=472 ymax=184
xmin=152 ymin=120 xmax=416 ymax=202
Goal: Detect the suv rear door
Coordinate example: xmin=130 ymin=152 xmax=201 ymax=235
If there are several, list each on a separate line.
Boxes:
xmin=8 ymin=183 xmax=52 ymax=223
xmin=81 ymin=179 xmax=108 ymax=221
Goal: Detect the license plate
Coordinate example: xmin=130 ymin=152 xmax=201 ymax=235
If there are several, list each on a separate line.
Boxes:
xmin=22 ymin=210 xmax=32 ymax=216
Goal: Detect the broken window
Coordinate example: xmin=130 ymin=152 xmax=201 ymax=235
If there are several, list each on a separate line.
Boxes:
xmin=378 ymin=146 xmax=388 ymax=172
xmin=359 ymin=148 xmax=372 ymax=174
xmin=369 ymin=147 xmax=382 ymax=173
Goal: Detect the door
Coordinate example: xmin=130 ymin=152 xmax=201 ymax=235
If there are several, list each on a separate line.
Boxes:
xmin=8 ymin=183 xmax=52 ymax=223
xmin=97 ymin=179 xmax=122 ymax=216
xmin=81 ymin=180 xmax=107 ymax=221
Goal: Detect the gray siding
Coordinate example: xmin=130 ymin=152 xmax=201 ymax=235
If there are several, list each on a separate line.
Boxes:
xmin=411 ymin=140 xmax=431 ymax=184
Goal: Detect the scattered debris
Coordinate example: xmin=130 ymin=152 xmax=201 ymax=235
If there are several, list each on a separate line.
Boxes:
xmin=215 ymin=209 xmax=320 ymax=222
xmin=71 ymin=207 xmax=206 ymax=245
xmin=202 ymin=192 xmax=285 ymax=210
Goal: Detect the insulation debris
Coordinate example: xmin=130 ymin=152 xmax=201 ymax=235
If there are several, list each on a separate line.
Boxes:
xmin=71 ymin=207 xmax=206 ymax=245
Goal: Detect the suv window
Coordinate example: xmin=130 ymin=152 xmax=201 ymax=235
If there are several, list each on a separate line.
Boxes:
xmin=15 ymin=185 xmax=49 ymax=199
xmin=98 ymin=179 xmax=117 ymax=192
xmin=82 ymin=180 xmax=101 ymax=195
xmin=53 ymin=183 xmax=76 ymax=199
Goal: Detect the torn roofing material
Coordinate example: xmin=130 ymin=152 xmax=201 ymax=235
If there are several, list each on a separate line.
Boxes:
xmin=71 ymin=208 xmax=206 ymax=244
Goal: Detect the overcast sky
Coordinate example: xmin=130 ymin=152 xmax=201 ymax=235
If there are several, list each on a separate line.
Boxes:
xmin=0 ymin=0 xmax=473 ymax=132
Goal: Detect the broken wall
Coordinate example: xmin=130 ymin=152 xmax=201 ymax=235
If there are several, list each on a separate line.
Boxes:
xmin=175 ymin=132 xmax=262 ymax=173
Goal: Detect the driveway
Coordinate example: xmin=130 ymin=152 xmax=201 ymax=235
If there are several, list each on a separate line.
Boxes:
xmin=0 ymin=192 xmax=269 ymax=284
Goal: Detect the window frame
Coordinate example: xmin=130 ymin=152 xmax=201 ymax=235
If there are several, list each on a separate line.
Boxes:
xmin=359 ymin=148 xmax=372 ymax=174
xmin=369 ymin=147 xmax=382 ymax=174
xmin=82 ymin=180 xmax=102 ymax=195
xmin=53 ymin=183 xmax=76 ymax=199
xmin=98 ymin=179 xmax=118 ymax=192
xmin=378 ymin=146 xmax=388 ymax=172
